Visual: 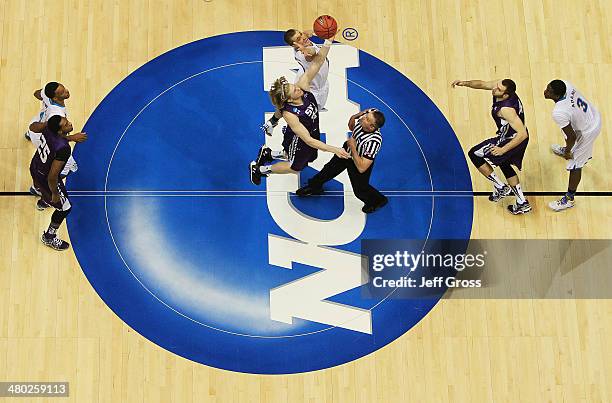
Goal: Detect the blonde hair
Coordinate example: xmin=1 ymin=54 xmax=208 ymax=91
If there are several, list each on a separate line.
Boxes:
xmin=269 ymin=76 xmax=291 ymax=109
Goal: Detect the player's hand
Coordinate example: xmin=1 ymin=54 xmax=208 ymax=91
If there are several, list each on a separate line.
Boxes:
xmin=51 ymin=192 xmax=60 ymax=204
xmin=563 ymin=150 xmax=573 ymax=160
xmin=489 ymin=146 xmax=505 ymax=156
xmin=69 ymin=132 xmax=87 ymax=143
xmin=294 ymin=41 xmax=307 ymax=54
xmin=304 ymin=29 xmax=314 ymax=37
xmin=346 ymin=137 xmax=356 ymax=148
xmin=451 ymin=80 xmax=465 ymax=88
xmin=334 ymin=147 xmax=350 ymax=159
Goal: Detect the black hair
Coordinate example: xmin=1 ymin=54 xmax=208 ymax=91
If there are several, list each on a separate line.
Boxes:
xmin=373 ymin=111 xmax=385 ymax=129
xmin=501 ymin=79 xmax=516 ymax=97
xmin=44 ymin=82 xmax=60 ymax=99
xmin=284 ymin=29 xmax=298 ymax=45
xmin=548 ymin=80 xmax=567 ymax=98
xmin=47 ymin=115 xmax=63 ymax=134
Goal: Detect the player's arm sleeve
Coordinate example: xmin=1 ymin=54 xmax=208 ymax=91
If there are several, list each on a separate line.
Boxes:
xmin=552 ymin=110 xmax=570 ymax=128
xmin=54 ymin=146 xmax=71 ymax=162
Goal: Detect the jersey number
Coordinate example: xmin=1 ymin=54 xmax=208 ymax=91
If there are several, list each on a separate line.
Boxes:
xmin=37 ymin=135 xmax=51 ymax=163
xmin=576 ymin=98 xmax=588 ymax=112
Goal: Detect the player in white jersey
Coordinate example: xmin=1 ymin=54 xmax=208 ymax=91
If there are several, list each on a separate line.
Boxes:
xmin=26 ymin=82 xmax=82 ymax=184
xmin=544 ymin=80 xmax=602 ymax=211
xmin=261 ymin=28 xmax=330 ymax=138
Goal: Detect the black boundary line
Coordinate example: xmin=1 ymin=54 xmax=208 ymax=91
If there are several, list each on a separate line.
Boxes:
xmin=1 ymin=191 xmax=611 ymax=197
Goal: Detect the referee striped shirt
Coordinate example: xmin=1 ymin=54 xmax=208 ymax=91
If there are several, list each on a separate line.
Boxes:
xmin=344 ymin=118 xmax=382 ymax=160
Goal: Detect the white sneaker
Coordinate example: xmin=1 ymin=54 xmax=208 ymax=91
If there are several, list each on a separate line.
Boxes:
xmin=488 ymin=184 xmax=512 ymax=202
xmin=551 ymin=144 xmax=566 ymax=157
xmin=549 ymin=196 xmax=575 ymax=211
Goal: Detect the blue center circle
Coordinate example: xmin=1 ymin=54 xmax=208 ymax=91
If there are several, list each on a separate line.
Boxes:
xmin=67 ymin=31 xmax=473 ymax=374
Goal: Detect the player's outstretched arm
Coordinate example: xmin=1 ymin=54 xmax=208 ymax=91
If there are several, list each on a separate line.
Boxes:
xmin=451 ymin=79 xmax=498 ymax=90
xmin=283 ymin=111 xmax=349 ymax=159
xmin=296 ymin=32 xmax=337 ymax=91
xmin=293 ymin=41 xmax=317 ymax=59
xmin=66 ymin=132 xmax=88 ymax=143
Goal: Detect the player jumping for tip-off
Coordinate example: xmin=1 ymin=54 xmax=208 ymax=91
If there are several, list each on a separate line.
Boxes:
xmin=250 ymin=33 xmax=349 ymax=186
xmin=260 ymin=28 xmax=330 ymax=137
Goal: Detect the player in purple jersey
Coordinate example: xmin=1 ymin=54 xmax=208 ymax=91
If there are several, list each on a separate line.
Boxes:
xmin=30 ymin=115 xmax=86 ymax=251
xmin=250 ymin=34 xmax=349 ymax=186
xmin=452 ymin=78 xmax=531 ymax=214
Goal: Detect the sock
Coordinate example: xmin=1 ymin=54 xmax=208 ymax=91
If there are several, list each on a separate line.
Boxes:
xmin=271 ymin=150 xmax=286 ymax=160
xmin=510 ymin=184 xmax=526 ymax=204
xmin=485 ymin=172 xmax=505 ymax=189
xmin=566 ymin=189 xmax=576 ymax=201
xmin=45 ymin=223 xmax=60 ymax=238
xmin=259 ymin=165 xmax=272 ymax=174
xmin=269 ymin=115 xmax=280 ymax=126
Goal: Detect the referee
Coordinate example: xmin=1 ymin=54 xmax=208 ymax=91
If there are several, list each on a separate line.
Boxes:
xmin=297 ymin=108 xmax=388 ymax=213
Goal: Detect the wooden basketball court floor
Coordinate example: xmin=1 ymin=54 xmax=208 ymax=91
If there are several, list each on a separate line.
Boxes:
xmin=0 ymin=0 xmax=610 ymax=401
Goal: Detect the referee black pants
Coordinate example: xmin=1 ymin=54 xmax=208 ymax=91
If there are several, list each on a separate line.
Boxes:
xmin=307 ymin=156 xmax=387 ymax=207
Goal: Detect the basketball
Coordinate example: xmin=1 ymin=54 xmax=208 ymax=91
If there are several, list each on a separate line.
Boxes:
xmin=313 ymin=15 xmax=338 ymax=39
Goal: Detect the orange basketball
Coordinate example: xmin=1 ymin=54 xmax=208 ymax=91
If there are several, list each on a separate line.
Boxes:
xmin=313 ymin=15 xmax=338 ymax=40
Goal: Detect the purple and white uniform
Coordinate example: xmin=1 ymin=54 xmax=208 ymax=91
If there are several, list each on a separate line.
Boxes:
xmin=281 ymin=90 xmax=320 ymax=171
xmin=472 ymin=94 xmax=529 ymax=169
xmin=29 ymin=126 xmax=72 ymax=211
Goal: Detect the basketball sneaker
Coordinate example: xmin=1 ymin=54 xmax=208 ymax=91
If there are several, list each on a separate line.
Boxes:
xmin=261 ymin=120 xmax=277 ymax=136
xmin=488 ymin=185 xmax=512 ymax=202
xmin=36 ymin=199 xmax=50 ymax=211
xmin=29 ymin=185 xmax=42 ymax=196
xmin=548 ymin=196 xmax=575 ymax=212
xmin=551 ymin=144 xmax=566 ymax=157
xmin=507 ymin=201 xmax=532 ymax=215
xmin=256 ymin=145 xmax=273 ymax=166
xmin=41 ymin=233 xmax=70 ymax=251
xmin=249 ymin=161 xmax=267 ymax=185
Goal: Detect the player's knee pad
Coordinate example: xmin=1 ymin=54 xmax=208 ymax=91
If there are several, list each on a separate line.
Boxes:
xmin=51 ymin=208 xmax=72 ymax=224
xmin=500 ymin=164 xmax=516 ymax=179
xmin=467 ymin=146 xmax=485 ymax=168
